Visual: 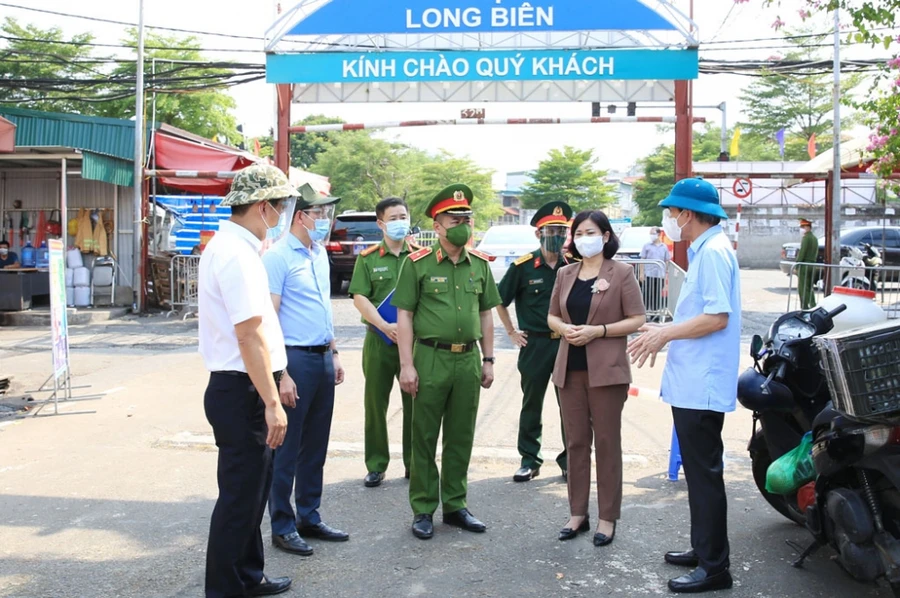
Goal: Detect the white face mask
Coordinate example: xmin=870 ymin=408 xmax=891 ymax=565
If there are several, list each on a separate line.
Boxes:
xmin=662 ymin=209 xmax=686 ymax=243
xmin=574 ymin=235 xmax=605 ymax=258
xmin=650 ymin=234 xmax=659 ymax=242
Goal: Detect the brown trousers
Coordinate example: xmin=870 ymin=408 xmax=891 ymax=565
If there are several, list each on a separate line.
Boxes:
xmin=558 ymin=371 xmax=627 ymax=521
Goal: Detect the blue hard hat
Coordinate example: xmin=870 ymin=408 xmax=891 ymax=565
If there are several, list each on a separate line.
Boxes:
xmin=659 ymin=178 xmax=727 ymax=219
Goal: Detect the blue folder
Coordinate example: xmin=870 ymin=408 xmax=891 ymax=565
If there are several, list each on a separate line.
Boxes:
xmin=375 ymin=289 xmax=398 ymax=346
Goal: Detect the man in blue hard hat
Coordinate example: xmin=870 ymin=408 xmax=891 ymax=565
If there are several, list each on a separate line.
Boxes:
xmin=628 ymin=178 xmax=740 ymax=594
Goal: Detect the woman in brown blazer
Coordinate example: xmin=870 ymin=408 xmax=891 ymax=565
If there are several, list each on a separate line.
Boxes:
xmin=547 ymin=210 xmax=646 ymax=547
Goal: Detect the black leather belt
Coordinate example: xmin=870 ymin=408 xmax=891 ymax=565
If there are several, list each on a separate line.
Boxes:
xmin=286 ymin=344 xmax=330 ymax=354
xmin=525 ymin=330 xmax=562 ymax=340
xmin=416 ymin=338 xmax=477 ymax=353
xmin=213 ymin=370 xmax=284 ymax=383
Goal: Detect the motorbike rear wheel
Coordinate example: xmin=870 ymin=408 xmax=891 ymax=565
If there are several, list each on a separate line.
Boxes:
xmin=750 ymin=433 xmax=807 ymax=526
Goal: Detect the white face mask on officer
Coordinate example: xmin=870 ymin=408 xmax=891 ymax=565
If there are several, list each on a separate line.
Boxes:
xmin=662 ymin=209 xmax=687 ymax=243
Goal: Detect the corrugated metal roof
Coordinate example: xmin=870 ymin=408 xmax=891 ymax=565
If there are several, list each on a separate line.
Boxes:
xmin=0 ymin=107 xmax=136 ymax=162
xmin=82 ymin=151 xmax=133 ymax=187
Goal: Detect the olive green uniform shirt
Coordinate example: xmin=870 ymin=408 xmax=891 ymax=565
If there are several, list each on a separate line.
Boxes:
xmin=392 ymin=245 xmax=502 ymax=342
xmin=348 ymin=240 xmax=414 ymax=322
xmin=497 ymin=250 xmax=568 ymax=332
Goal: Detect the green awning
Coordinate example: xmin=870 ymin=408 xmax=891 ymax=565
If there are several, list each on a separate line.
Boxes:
xmin=81 ymin=151 xmax=133 ymax=187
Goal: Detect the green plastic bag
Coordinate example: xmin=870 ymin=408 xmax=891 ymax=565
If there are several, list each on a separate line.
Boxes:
xmin=765 ymin=431 xmax=816 ymax=495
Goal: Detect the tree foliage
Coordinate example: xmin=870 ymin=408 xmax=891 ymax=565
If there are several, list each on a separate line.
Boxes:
xmin=520 ymin=146 xmax=618 ymax=213
xmin=255 ymin=115 xmax=345 ymax=170
xmin=632 ymin=126 xmax=779 ymax=226
xmin=0 ymin=19 xmax=241 ymax=143
xmin=738 ymin=26 xmax=862 ymax=160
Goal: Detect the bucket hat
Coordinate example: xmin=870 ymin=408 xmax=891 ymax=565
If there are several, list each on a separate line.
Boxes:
xmin=220 ymin=163 xmax=300 ymax=207
xmin=659 ymin=178 xmax=727 ymax=219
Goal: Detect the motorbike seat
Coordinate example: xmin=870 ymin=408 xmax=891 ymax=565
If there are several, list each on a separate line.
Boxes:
xmin=812 ymin=402 xmax=840 ymax=432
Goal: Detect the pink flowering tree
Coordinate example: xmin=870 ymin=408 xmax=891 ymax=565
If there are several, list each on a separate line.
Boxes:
xmin=757 ymin=0 xmax=900 ymax=182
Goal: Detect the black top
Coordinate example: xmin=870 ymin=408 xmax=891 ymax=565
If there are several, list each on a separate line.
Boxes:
xmin=566 ymin=277 xmax=596 ymax=371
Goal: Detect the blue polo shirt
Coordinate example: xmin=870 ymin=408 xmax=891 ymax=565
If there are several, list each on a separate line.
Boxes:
xmin=262 ymin=234 xmax=334 ymax=347
xmin=661 ymin=225 xmax=741 ymax=413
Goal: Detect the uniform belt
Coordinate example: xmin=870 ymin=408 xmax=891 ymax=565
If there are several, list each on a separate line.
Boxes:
xmin=416 ymin=338 xmax=477 ymax=353
xmin=525 ymin=330 xmax=562 ymax=340
xmin=212 ymin=370 xmax=284 ymax=383
xmin=286 ymin=344 xmax=331 ymax=354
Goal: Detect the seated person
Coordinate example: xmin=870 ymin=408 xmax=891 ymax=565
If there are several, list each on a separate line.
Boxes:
xmin=0 ymin=241 xmax=20 ymax=269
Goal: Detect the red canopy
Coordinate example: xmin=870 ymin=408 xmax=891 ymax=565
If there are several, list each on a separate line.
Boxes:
xmin=0 ymin=116 xmax=15 ymax=153
xmin=153 ymin=129 xmax=257 ymax=195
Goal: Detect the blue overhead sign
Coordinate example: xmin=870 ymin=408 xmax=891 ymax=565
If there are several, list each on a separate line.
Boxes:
xmin=286 ymin=0 xmax=677 ymax=36
xmin=266 ymin=48 xmax=698 ymax=84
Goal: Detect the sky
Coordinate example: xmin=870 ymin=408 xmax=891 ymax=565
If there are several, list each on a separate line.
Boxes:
xmin=1 ymin=0 xmax=889 ymax=188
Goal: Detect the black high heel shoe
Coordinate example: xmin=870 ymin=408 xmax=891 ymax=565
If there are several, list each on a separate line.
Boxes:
xmin=558 ymin=516 xmax=590 ymax=541
xmin=593 ymin=521 xmax=616 ymax=547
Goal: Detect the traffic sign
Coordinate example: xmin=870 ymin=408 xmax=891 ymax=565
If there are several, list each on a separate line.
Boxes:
xmin=733 ymin=178 xmax=752 ymax=199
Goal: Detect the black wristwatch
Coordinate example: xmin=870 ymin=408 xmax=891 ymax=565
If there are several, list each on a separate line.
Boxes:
xmin=482 ymin=357 xmax=496 ymax=364
xmin=331 ymin=349 xmax=339 ymax=355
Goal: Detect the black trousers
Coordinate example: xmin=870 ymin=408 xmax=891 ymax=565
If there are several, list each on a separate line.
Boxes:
xmin=204 ymin=372 xmax=274 ymax=598
xmin=671 ymin=406 xmax=730 ymax=573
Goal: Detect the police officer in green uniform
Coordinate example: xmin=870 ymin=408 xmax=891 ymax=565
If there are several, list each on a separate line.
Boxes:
xmin=496 ymin=201 xmax=573 ymax=483
xmin=348 ymin=197 xmax=417 ymax=488
xmin=392 ymin=183 xmax=502 ymax=540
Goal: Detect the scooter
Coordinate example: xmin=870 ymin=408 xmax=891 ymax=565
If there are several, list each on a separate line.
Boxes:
xmin=738 ymin=307 xmax=900 ymax=595
xmin=815 ymin=246 xmax=873 ymax=292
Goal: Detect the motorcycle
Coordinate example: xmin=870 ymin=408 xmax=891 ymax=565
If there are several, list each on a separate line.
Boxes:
xmin=738 ymin=306 xmax=900 ymax=595
xmin=814 ymin=246 xmax=873 ymax=292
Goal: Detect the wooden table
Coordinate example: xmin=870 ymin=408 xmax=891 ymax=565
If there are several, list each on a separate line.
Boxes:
xmin=0 ymin=268 xmax=50 ymax=311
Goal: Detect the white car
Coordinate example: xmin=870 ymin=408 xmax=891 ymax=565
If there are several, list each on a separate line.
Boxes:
xmin=476 ymin=224 xmax=539 ymax=283
xmin=616 ymin=226 xmax=656 ymax=260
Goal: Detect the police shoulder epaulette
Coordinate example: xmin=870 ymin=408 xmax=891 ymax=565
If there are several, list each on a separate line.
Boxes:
xmin=565 ymin=252 xmax=581 ymax=263
xmin=360 ymin=244 xmax=380 ymax=257
xmin=513 ymin=252 xmax=534 ymax=266
xmin=469 ymin=248 xmax=491 ymax=261
xmin=408 ymin=246 xmax=433 ymax=262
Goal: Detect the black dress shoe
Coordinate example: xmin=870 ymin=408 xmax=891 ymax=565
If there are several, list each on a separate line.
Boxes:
xmin=247 ymin=575 xmax=292 ymax=596
xmin=298 ymin=521 xmax=349 ymax=542
xmin=443 ymin=508 xmax=487 ymax=533
xmin=513 ymin=466 xmax=540 ymax=482
xmin=558 ymin=516 xmax=590 ymax=541
xmin=364 ymin=471 xmax=385 ymax=487
xmin=668 ymin=568 xmax=733 ymax=594
xmin=272 ymin=532 xmax=313 ymax=556
xmin=561 ymin=469 xmax=568 ymax=482
xmin=593 ymin=521 xmax=616 ymax=547
xmin=412 ymin=514 xmax=433 ymax=539
xmin=665 ymin=549 xmax=700 ymax=567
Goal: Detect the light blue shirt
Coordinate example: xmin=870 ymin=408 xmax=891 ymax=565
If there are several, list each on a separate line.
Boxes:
xmin=263 ymin=234 xmax=334 ymax=346
xmin=661 ymin=225 xmax=741 ymax=413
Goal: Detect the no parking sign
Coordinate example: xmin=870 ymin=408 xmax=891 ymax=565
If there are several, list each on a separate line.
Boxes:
xmin=732 ymin=178 xmax=752 ymax=199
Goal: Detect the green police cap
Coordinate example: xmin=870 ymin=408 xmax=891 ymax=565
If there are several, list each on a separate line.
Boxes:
xmin=530 ymin=201 xmax=573 ymax=228
xmin=426 ymin=183 xmax=474 ymax=219
xmin=295 ymin=183 xmax=341 ymax=211
xmin=220 ymin=163 xmax=300 ymax=207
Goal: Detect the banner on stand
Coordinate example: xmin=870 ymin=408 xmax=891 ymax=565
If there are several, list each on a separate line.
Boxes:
xmin=48 ymin=239 xmax=69 ymax=379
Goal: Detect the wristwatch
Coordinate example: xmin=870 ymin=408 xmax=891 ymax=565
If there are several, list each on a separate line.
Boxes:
xmin=482 ymin=356 xmax=496 ymax=364
xmin=332 ymin=349 xmax=340 ymax=355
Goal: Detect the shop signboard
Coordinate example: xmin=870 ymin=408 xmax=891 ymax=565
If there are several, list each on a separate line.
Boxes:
xmin=48 ymin=239 xmax=69 ymax=379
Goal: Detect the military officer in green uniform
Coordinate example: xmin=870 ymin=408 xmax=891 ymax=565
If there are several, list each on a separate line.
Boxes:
xmin=392 ymin=183 xmax=502 ymax=540
xmin=496 ymin=201 xmax=573 ymax=483
xmin=348 ymin=197 xmax=417 ymax=488
xmin=796 ymin=218 xmax=818 ymax=310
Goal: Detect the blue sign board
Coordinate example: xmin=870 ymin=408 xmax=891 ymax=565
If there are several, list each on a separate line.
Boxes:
xmin=286 ymin=0 xmax=677 ymax=36
xmin=267 ymin=48 xmax=698 ymax=84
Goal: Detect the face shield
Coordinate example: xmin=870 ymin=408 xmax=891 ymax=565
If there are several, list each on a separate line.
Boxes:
xmin=540 ymin=224 xmax=569 ymax=254
xmin=300 ymin=204 xmax=336 ymax=244
xmin=259 ymin=197 xmax=297 ymax=256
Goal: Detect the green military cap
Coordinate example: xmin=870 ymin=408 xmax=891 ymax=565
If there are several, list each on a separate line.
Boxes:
xmin=426 ymin=183 xmax=474 ymax=219
xmin=530 ymin=201 xmax=573 ymax=228
xmin=295 ymin=182 xmax=341 ymax=210
xmin=220 ymin=163 xmax=300 ymax=207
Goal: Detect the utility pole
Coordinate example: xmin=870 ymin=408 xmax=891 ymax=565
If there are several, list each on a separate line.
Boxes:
xmin=133 ymin=0 xmax=145 ymax=312
xmin=830 ymin=7 xmax=842 ymax=288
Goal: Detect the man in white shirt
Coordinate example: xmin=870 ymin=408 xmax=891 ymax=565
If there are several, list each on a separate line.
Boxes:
xmin=198 ymin=163 xmax=297 ymax=598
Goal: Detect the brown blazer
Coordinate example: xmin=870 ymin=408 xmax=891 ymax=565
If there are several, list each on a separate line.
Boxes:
xmin=549 ymin=259 xmax=646 ymax=389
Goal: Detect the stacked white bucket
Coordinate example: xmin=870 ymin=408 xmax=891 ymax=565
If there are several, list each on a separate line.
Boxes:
xmin=66 ymin=248 xmax=91 ymax=307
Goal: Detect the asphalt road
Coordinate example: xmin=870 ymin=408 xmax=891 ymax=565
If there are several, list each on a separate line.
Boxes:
xmin=1 ymin=269 xmax=891 ymax=598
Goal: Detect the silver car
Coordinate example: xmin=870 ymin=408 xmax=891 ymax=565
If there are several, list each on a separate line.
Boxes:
xmin=476 ymin=224 xmax=540 ymax=282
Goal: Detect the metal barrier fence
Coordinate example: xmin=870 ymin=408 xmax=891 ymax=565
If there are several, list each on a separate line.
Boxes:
xmin=619 ymin=259 xmax=676 ymax=321
xmin=413 ymin=231 xmax=438 ymax=247
xmin=169 ymin=254 xmax=201 ymax=319
xmin=786 ymin=262 xmax=900 ymax=318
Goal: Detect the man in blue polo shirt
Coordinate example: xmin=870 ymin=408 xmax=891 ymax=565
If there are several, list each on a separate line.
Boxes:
xmin=628 ymin=178 xmax=740 ymax=594
xmin=263 ymin=183 xmax=349 ymax=557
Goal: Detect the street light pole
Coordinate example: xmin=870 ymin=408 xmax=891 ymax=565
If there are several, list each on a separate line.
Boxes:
xmin=830 ymin=7 xmax=842 ymax=288
xmin=133 ymin=0 xmax=145 ymax=312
